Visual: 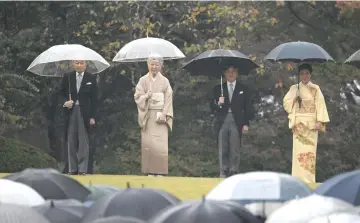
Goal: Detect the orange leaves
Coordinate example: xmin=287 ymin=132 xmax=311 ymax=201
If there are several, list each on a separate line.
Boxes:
xmin=276 ymin=0 xmax=285 ymax=7
xmin=190 ymin=6 xmax=207 ymax=23
xmin=336 ymin=1 xmax=360 ymax=16
xmin=269 ymin=17 xmax=278 ymax=26
xmin=251 ymin=8 xmax=259 ymax=17
xmin=104 ymin=20 xmax=118 ymax=28
xmin=119 ymin=25 xmax=128 ymax=31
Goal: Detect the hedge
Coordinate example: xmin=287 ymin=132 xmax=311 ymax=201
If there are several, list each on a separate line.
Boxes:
xmin=0 ymin=137 xmax=57 ymax=172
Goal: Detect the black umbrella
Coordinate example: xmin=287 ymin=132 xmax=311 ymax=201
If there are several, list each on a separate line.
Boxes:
xmin=4 ymin=168 xmax=90 ymax=201
xmin=264 ymin=41 xmax=335 ymax=63
xmin=81 ymin=187 xmax=180 ymax=222
xmin=182 ymin=49 xmax=259 ymax=77
xmin=0 ymin=203 xmax=50 ymax=223
xmin=33 ymin=199 xmax=85 ymax=223
xmin=264 ymin=41 xmax=334 ymax=108
xmin=89 ymin=216 xmax=145 ymax=223
xmin=149 ymin=199 xmax=262 ymax=223
xmin=345 ymin=49 xmax=360 ymax=69
xmin=85 ymin=184 xmax=122 ymax=202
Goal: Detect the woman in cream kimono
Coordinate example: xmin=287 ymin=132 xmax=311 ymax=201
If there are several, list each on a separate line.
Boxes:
xmin=283 ymin=63 xmax=329 ymax=183
xmin=134 ymin=55 xmax=173 ymax=176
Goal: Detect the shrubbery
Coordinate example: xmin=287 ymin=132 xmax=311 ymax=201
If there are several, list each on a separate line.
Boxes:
xmin=0 ymin=137 xmax=57 ymax=172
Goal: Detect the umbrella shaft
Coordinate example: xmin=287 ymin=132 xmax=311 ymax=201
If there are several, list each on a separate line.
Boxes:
xmin=298 ymin=96 xmax=302 ymax=108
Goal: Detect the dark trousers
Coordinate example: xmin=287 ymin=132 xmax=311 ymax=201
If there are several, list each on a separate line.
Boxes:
xmin=67 ymin=105 xmax=89 ymax=173
xmin=218 ymin=113 xmax=241 ymax=178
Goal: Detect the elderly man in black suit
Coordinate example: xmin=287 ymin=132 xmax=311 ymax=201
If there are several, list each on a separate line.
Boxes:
xmin=211 ymin=65 xmax=254 ymax=178
xmin=60 ymin=60 xmax=97 ymax=175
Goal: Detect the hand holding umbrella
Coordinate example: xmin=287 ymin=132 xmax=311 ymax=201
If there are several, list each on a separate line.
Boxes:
xmin=182 ymin=49 xmax=259 ymax=109
xmin=264 ymin=41 xmax=334 ymax=108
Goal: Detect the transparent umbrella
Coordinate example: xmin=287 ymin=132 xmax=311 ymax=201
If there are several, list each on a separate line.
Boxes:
xmin=112 ymin=37 xmax=185 ymax=63
xmin=345 ymin=49 xmax=360 ymax=69
xmin=27 ymin=44 xmax=110 ymax=77
xmin=265 ymin=195 xmax=358 ymax=223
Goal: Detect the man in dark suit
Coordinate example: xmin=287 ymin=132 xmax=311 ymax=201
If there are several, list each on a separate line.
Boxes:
xmin=60 ymin=60 xmax=97 ymax=175
xmin=211 ymin=66 xmax=254 ymax=178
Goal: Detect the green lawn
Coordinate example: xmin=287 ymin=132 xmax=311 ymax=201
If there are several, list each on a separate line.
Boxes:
xmin=0 ymin=174 xmax=320 ymax=200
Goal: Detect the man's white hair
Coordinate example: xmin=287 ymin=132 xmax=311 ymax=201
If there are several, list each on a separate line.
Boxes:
xmin=147 ymin=53 xmax=164 ymax=65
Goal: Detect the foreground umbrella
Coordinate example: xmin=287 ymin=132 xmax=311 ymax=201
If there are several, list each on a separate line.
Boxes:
xmin=0 ymin=179 xmax=45 ymax=206
xmin=345 ymin=49 xmax=360 ymax=69
xmin=245 ymin=202 xmax=285 ymax=220
xmin=33 ymin=199 xmax=85 ymax=223
xmin=149 ymin=199 xmax=262 ymax=223
xmin=266 ymin=195 xmax=358 ymax=223
xmin=90 ymin=216 xmax=145 ymax=223
xmin=85 ymin=184 xmax=122 ymax=202
xmin=82 ymin=188 xmax=180 ymax=222
xmin=264 ymin=41 xmax=335 ymax=63
xmin=0 ymin=203 xmax=50 ymax=223
xmin=182 ymin=49 xmax=259 ymax=77
xmin=314 ymin=169 xmax=360 ymax=206
xmin=27 ymin=44 xmax=110 ymax=77
xmin=206 ymin=171 xmax=311 ymax=204
xmin=4 ymin=168 xmax=90 ymax=201
xmin=308 ymin=212 xmax=360 ymax=223
xmin=112 ymin=37 xmax=185 ymax=62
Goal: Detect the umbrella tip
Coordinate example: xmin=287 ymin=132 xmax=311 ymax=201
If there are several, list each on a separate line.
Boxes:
xmin=202 ymin=195 xmax=206 ymax=202
xmin=126 ymin=182 xmax=131 ymax=188
xmin=141 ymin=184 xmax=145 ymax=188
xmin=89 ymin=180 xmax=92 ymax=186
xmin=50 ymin=200 xmax=55 ymax=208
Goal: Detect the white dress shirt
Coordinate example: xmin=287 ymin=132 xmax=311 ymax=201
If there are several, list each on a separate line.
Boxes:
xmin=228 ymin=80 xmax=236 ymax=112
xmin=75 ymin=72 xmax=84 ymax=105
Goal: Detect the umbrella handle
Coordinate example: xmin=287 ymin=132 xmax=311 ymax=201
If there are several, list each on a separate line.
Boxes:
xmin=220 ymin=76 xmax=223 ymax=108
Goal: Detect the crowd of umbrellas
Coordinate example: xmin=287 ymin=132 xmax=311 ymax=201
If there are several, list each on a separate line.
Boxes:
xmin=2 ymin=168 xmax=360 ymax=222
xmin=16 ymin=36 xmax=360 ymax=223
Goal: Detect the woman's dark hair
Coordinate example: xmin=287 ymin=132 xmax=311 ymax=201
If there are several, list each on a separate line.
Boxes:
xmin=298 ymin=63 xmax=312 ymax=74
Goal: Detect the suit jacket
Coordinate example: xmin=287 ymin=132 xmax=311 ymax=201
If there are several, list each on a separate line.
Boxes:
xmin=60 ymin=71 xmax=98 ymax=138
xmin=210 ymin=81 xmax=254 ymax=138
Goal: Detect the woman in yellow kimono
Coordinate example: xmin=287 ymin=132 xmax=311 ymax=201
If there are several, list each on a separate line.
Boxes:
xmin=283 ymin=63 xmax=329 ymax=183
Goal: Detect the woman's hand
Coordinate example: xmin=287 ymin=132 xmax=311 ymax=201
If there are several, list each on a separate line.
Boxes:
xmin=146 ymin=90 xmax=153 ymax=99
xmin=315 ymin=122 xmax=322 ymax=130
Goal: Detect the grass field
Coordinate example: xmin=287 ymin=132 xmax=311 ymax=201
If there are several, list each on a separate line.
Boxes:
xmin=0 ymin=174 xmax=320 ymax=200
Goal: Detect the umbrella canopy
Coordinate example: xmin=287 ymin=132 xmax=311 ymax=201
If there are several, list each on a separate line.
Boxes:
xmin=182 ymin=49 xmax=259 ymax=77
xmin=0 ymin=203 xmax=50 ymax=223
xmin=89 ymin=216 xmax=145 ymax=223
xmin=345 ymin=49 xmax=360 ymax=68
xmin=0 ymin=179 xmax=45 ymax=206
xmin=149 ymin=199 xmax=262 ymax=223
xmin=27 ymin=44 xmax=110 ymax=77
xmin=85 ymin=184 xmax=122 ymax=202
xmin=112 ymin=37 xmax=185 ymax=62
xmin=33 ymin=199 xmax=85 ymax=223
xmin=314 ymin=169 xmax=360 ymax=206
xmin=245 ymin=202 xmax=285 ymax=219
xmin=308 ymin=212 xmax=360 ymax=223
xmin=206 ymin=171 xmax=311 ymax=204
xmin=265 ymin=194 xmax=358 ymax=223
xmin=264 ymin=41 xmax=335 ymax=63
xmin=81 ymin=188 xmax=180 ymax=222
xmin=4 ymin=168 xmax=90 ymax=202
